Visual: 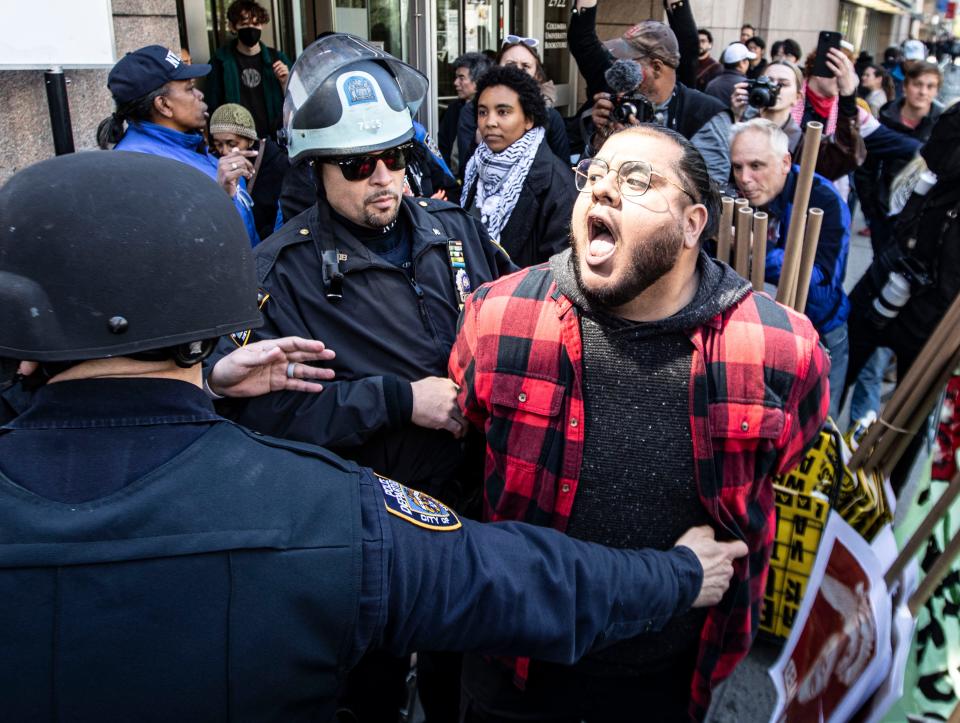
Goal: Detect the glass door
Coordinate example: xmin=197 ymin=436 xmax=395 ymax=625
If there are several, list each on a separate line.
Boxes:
xmin=333 ymin=0 xmax=411 ymax=62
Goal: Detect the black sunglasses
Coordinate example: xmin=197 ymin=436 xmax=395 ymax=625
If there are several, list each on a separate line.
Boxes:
xmin=329 ymin=144 xmax=413 ymax=181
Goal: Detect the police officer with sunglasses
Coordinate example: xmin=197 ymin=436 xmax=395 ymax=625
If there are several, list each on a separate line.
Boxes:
xmin=208 ymin=33 xmax=516 ymax=720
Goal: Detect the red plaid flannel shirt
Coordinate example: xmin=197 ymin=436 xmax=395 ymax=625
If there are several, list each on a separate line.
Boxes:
xmin=449 ymin=264 xmax=829 ymax=721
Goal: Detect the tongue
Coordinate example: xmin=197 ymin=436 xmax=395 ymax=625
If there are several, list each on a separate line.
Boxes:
xmin=589 ymin=238 xmax=615 ymax=257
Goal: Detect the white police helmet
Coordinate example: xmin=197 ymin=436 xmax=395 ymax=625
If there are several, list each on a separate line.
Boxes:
xmin=281 ymin=33 xmax=429 ymax=162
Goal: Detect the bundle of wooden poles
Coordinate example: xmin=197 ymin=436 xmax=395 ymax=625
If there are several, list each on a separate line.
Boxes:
xmin=848 ymin=289 xmax=960 ymax=478
xmin=716 ymin=122 xmax=825 ymax=314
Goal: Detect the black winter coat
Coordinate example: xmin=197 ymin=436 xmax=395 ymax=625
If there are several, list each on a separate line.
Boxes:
xmin=855 ymin=99 xmax=943 ymax=223
xmin=886 ymin=183 xmax=960 ymax=356
xmin=248 ymin=138 xmax=290 ymax=240
xmin=212 ymin=196 xmax=514 ymax=494
xmin=464 ymin=140 xmax=577 ymax=268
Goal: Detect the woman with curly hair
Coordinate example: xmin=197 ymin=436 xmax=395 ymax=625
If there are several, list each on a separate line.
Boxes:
xmin=462 ymin=65 xmax=576 ymax=267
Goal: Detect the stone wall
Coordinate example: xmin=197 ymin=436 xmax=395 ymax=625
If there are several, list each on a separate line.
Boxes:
xmin=0 ymin=0 xmax=180 ymax=185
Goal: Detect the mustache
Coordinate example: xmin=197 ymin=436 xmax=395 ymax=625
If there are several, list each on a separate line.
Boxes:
xmin=365 ymin=190 xmax=398 ymax=204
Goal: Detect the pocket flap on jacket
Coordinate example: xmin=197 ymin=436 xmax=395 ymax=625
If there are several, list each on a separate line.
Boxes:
xmin=708 ymin=402 xmax=785 ymax=440
xmin=490 ymin=373 xmax=565 ymax=416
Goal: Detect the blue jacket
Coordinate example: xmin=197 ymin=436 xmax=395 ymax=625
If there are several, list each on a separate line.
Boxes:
xmin=765 ymin=167 xmax=851 ymax=334
xmin=115 ymin=121 xmax=260 ymax=247
xmin=0 ymin=378 xmax=700 ymax=720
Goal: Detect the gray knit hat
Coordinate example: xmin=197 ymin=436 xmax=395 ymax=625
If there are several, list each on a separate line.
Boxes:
xmin=208 ymin=103 xmax=258 ymax=141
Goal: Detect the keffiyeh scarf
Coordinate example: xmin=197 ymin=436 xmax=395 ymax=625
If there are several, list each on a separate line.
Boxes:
xmin=461 ymin=126 xmax=545 ymax=242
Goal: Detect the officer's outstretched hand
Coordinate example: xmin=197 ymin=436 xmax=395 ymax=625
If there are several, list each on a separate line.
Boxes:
xmin=674 ymin=526 xmax=749 ymax=608
xmin=411 ymin=376 xmax=469 ymax=438
xmin=208 ymin=336 xmax=335 ymax=397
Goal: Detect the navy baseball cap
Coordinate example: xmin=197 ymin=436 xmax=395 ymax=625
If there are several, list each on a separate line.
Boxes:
xmin=107 ymin=45 xmax=211 ymax=105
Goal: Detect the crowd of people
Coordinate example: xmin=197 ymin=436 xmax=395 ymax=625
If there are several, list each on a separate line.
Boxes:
xmin=2 ymin=0 xmax=960 ymax=720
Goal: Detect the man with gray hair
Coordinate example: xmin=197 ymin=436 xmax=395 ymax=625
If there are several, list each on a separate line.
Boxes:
xmin=438 ymin=52 xmax=495 ymax=176
xmin=730 ymin=118 xmax=851 ymax=417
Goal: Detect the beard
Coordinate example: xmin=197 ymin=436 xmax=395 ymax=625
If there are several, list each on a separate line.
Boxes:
xmin=571 ymin=221 xmax=684 ymax=309
xmin=361 ymin=189 xmax=400 ymax=228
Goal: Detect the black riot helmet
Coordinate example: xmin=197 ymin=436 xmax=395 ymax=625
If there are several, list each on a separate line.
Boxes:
xmin=281 ymin=33 xmax=429 ymax=162
xmin=0 ymin=152 xmax=262 ymax=365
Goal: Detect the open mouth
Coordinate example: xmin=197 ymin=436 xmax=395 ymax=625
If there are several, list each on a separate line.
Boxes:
xmin=586 ymin=215 xmax=617 ymax=266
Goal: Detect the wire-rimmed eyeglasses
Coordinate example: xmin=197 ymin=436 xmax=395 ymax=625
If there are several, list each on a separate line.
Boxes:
xmin=573 ymin=158 xmax=695 ymax=203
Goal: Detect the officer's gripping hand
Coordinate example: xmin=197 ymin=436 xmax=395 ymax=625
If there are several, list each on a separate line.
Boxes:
xmin=410 ymin=376 xmax=469 ymax=438
xmin=207 ymin=336 xmax=335 ymax=397
xmin=674 ymin=525 xmax=749 ymax=608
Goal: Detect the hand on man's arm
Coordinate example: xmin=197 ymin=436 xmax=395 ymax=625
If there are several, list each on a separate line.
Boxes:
xmin=410 ymin=376 xmax=468 ymax=438
xmin=674 ymin=525 xmax=749 ymax=608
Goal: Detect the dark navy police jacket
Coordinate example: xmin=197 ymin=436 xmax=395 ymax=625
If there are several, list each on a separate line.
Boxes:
xmin=0 ymin=378 xmax=700 ymax=721
xmin=211 ymin=195 xmax=515 ymax=496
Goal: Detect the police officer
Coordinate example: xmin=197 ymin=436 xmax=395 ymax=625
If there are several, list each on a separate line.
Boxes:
xmin=213 ymin=34 xmax=506 ymax=488
xmin=208 ymin=35 xmax=517 ymax=719
xmin=0 ymin=151 xmax=746 ymax=722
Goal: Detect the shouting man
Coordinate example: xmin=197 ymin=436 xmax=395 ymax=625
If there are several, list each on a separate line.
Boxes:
xmin=450 ymin=125 xmax=830 ymax=722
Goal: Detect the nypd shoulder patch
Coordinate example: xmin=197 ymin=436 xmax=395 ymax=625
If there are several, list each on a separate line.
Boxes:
xmin=376 ymin=474 xmax=462 ymax=531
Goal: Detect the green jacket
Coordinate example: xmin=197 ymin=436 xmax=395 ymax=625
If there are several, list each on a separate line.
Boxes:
xmin=207 ymin=40 xmax=292 ymax=134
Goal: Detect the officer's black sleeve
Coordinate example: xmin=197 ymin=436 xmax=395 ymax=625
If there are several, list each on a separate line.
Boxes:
xmin=210 ymin=290 xmax=407 ymax=449
xmin=354 ymin=472 xmax=702 ymax=664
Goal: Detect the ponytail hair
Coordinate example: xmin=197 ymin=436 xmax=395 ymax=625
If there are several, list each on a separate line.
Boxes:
xmin=96 ymin=84 xmax=170 ymax=149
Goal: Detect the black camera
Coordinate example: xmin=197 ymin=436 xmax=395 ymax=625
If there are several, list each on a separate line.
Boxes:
xmin=746 ymin=77 xmax=781 ymax=109
xmin=610 ymin=93 xmax=655 ymax=124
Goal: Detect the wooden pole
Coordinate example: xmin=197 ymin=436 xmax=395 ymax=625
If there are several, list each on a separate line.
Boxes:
xmin=734 ymin=206 xmax=753 ymax=279
xmin=717 ymin=196 xmax=735 ymax=265
xmin=852 ymin=302 xmax=960 ymax=472
xmin=850 ymin=293 xmax=960 ymax=470
xmin=776 ymin=121 xmax=823 ymax=308
xmin=878 ymin=345 xmax=960 ymax=478
xmin=885 ymin=471 xmax=960 ymax=586
xmin=908 ymin=526 xmax=960 ymax=616
xmin=793 ymin=208 xmax=824 ymax=313
xmin=948 ymin=699 xmax=960 ymax=723
xmin=751 ymin=212 xmax=768 ymax=292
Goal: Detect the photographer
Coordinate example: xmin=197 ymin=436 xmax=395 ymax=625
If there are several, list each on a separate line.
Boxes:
xmin=697 ymin=47 xmax=867 ymax=191
xmin=704 ymin=43 xmax=755 ymax=105
xmin=843 ymin=103 xmax=960 ymax=492
xmin=692 ymin=61 xmax=802 ymax=189
xmin=570 ymin=0 xmax=723 ymax=153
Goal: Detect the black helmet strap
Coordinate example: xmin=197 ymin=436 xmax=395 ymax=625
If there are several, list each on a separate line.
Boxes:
xmin=129 ymin=338 xmax=218 ymax=368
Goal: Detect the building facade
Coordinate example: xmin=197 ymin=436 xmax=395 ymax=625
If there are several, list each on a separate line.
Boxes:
xmin=0 ymin=0 xmax=921 ymax=184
